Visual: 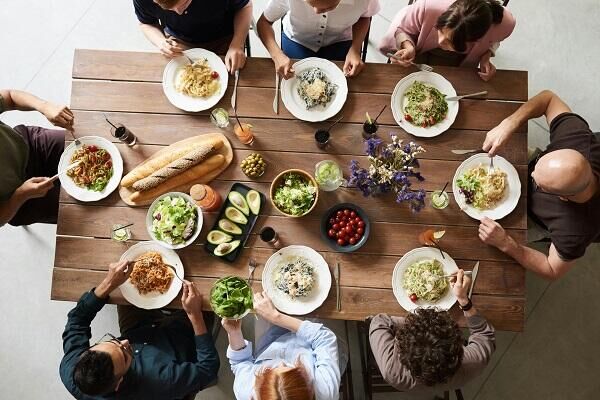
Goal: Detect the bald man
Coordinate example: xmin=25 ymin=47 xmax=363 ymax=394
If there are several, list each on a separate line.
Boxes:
xmin=479 ymin=90 xmax=600 ymax=280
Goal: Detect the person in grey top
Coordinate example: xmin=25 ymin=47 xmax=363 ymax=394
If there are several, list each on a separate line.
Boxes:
xmin=369 ymin=270 xmax=495 ymax=392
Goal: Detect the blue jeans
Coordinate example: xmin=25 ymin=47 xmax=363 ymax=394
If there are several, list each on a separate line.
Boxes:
xmin=282 ymin=32 xmax=352 ymax=61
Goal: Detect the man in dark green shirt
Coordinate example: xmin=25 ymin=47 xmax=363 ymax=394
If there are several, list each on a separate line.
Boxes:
xmin=0 ymin=89 xmax=74 ymax=226
xmin=59 ymin=260 xmax=220 ymax=399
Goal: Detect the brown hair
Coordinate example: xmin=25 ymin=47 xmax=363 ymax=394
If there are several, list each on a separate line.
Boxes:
xmin=154 ymin=0 xmax=181 ymax=10
xmin=435 ymin=0 xmax=505 ymax=52
xmin=254 ymin=361 xmax=314 ymax=400
xmin=395 ymin=308 xmax=464 ymax=386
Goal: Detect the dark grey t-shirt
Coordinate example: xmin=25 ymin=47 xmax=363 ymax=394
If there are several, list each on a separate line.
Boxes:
xmin=529 ymin=113 xmax=600 ymax=260
xmin=0 ymin=95 xmax=29 ymax=201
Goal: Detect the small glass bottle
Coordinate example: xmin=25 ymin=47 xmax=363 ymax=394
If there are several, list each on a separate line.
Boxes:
xmin=190 ymin=184 xmax=222 ymax=212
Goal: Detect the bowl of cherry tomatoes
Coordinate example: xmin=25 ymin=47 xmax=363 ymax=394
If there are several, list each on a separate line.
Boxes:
xmin=320 ymin=203 xmax=370 ymax=252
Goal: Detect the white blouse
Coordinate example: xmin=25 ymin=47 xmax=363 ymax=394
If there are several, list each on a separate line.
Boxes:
xmin=264 ymin=0 xmax=380 ymax=52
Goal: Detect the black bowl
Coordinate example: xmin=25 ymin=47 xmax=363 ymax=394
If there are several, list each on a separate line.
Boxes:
xmin=320 ymin=203 xmax=370 ymax=253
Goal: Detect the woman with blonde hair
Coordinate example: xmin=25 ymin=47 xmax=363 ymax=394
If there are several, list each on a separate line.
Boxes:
xmin=223 ymin=291 xmax=343 ymax=399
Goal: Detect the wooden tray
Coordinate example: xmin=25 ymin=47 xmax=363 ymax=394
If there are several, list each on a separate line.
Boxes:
xmin=119 ymin=133 xmax=233 ymax=206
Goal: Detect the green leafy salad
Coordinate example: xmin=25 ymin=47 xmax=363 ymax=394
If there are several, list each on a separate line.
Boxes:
xmin=402 ymin=259 xmax=448 ymax=302
xmin=273 ymin=173 xmax=317 ymax=216
xmin=151 ymin=196 xmax=197 ymax=245
xmin=403 ymin=81 xmax=448 ymax=127
xmin=210 ymin=276 xmax=253 ymax=319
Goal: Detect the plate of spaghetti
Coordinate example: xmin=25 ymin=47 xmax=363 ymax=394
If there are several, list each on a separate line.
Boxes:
xmin=58 ymin=136 xmax=123 ymax=202
xmin=119 ymin=241 xmax=184 ymax=309
xmin=452 ymin=153 xmax=521 ymax=220
xmin=162 ymin=48 xmax=228 ymax=112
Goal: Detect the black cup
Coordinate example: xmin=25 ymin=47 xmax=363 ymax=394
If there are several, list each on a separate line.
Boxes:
xmin=315 ymin=130 xmax=330 ymax=149
xmin=111 ymin=124 xmax=137 ymax=146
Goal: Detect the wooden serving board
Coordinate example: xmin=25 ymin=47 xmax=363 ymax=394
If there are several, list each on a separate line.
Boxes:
xmin=118 ymin=133 xmax=233 ymax=206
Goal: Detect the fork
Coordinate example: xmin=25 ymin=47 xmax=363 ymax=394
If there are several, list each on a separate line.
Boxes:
xmin=247 ymin=258 xmax=257 ymax=284
xmin=489 ymin=155 xmax=495 ymax=173
xmin=69 ymin=129 xmax=81 ymax=147
xmin=386 ymin=53 xmax=433 ymax=72
xmin=165 ymin=263 xmax=185 ymax=283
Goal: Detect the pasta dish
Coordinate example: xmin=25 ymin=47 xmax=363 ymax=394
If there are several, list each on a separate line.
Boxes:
xmin=402 ymin=259 xmax=448 ymax=302
xmin=457 ymin=164 xmax=507 ymax=210
xmin=275 ymin=256 xmax=315 ymax=298
xmin=67 ymin=144 xmax=113 ymax=192
xmin=297 ymin=68 xmax=337 ymax=109
xmin=129 ymin=252 xmax=173 ymax=295
xmin=176 ymin=58 xmax=220 ymax=98
xmin=403 ymin=81 xmax=448 ymax=127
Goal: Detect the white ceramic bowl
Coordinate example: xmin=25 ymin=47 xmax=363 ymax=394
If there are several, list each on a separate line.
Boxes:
xmin=146 ymin=192 xmax=203 ymax=249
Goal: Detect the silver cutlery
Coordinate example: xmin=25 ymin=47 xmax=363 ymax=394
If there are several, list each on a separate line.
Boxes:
xmin=451 ymin=149 xmax=482 ymax=155
xmin=50 ymin=160 xmax=82 ymax=182
xmin=439 ymin=270 xmax=473 ymax=280
xmin=231 ymin=70 xmax=240 ymax=112
xmin=385 ymin=53 xmax=433 ymax=72
xmin=165 ymin=263 xmax=185 ymax=283
xmin=445 ymin=91 xmax=488 ymax=102
xmin=334 ymin=262 xmax=341 ymax=311
xmin=468 ymin=261 xmax=479 ymax=299
xmin=273 ymin=73 xmax=280 ymax=114
xmin=489 ymin=155 xmax=495 ymax=172
xmin=69 ymin=129 xmax=81 ymax=147
xmin=247 ymin=258 xmax=257 ymax=284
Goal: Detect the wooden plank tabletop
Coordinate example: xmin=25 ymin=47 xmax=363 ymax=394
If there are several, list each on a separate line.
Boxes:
xmin=53 ymin=49 xmax=528 ymax=331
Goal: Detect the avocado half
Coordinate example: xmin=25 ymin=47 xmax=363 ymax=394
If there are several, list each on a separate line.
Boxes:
xmin=246 ymin=190 xmax=261 ymax=215
xmin=228 ymin=191 xmax=250 ymax=216
xmin=218 ymin=218 xmax=242 ymax=235
xmin=207 ymin=230 xmax=233 ymax=245
xmin=214 ymin=240 xmax=241 ymax=256
xmin=225 ymin=206 xmax=248 ymax=225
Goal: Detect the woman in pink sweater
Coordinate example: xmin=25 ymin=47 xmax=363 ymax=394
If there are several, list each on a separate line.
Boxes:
xmin=378 ymin=0 xmax=515 ymax=81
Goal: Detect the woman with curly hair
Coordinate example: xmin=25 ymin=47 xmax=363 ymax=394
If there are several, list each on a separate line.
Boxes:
xmin=378 ymin=0 xmax=516 ymax=81
xmin=369 ymin=270 xmax=496 ymax=391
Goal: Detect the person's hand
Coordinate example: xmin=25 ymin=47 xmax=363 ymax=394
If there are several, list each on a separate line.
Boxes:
xmin=16 ymin=177 xmax=54 ymax=200
xmin=390 ymin=41 xmax=416 ymax=67
xmin=479 ymin=217 xmax=509 ymax=251
xmin=225 ymin=46 xmax=246 ymax=74
xmin=221 ymin=318 xmax=242 ymax=334
xmin=343 ymin=47 xmax=364 ymax=77
xmin=274 ymin=54 xmax=294 ymax=80
xmin=40 ymin=102 xmax=74 ymax=130
xmin=450 ymin=269 xmax=472 ymax=305
xmin=181 ymin=280 xmax=203 ymax=318
xmin=478 ymin=54 xmax=496 ymax=81
xmin=95 ymin=260 xmax=131 ymax=298
xmin=253 ymin=291 xmax=279 ymax=322
xmin=158 ymin=36 xmax=185 ymax=58
xmin=482 ymin=118 xmax=516 ymax=156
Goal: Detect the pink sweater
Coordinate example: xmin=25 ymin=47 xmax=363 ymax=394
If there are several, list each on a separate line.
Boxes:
xmin=378 ymin=0 xmax=516 ymax=67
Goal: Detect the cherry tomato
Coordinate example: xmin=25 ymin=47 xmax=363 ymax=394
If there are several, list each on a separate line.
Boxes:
xmin=429 ymin=116 xmax=436 ymax=125
xmin=409 ymin=293 xmax=418 ymax=303
xmin=211 ymin=71 xmax=219 ymax=79
xmin=350 ymin=211 xmax=357 ymax=218
xmin=357 ymin=227 xmax=364 ymax=235
xmin=339 ymin=221 xmax=346 ymax=228
xmin=105 ymin=160 xmax=112 ymax=168
xmin=358 ymin=221 xmax=365 ymax=228
xmin=88 ymin=145 xmax=98 ymax=152
xmin=354 ymin=233 xmax=361 ymax=240
xmin=332 ymin=223 xmax=340 ymax=230
xmin=336 ymin=211 xmax=343 ymax=217
xmin=328 ymin=218 xmax=335 ymax=225
xmin=421 ymin=122 xmax=428 ymax=128
xmin=404 ymin=114 xmax=412 ymax=122
xmin=343 ymin=209 xmax=350 ymax=216
xmin=345 ymin=226 xmax=353 ymax=234
xmin=328 ymin=229 xmax=336 ymax=238
xmin=349 ymin=237 xmax=357 ymax=245
xmin=337 ymin=238 xmax=346 ymax=246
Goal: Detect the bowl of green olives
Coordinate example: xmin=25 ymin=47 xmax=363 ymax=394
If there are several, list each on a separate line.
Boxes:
xmin=240 ymin=153 xmax=267 ymax=178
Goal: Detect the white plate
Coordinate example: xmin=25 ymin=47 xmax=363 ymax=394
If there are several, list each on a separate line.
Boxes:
xmin=392 ymin=247 xmax=458 ymax=312
xmin=162 ymin=48 xmax=229 ymax=112
xmin=262 ymin=245 xmax=332 ymax=315
xmin=281 ymin=57 xmax=348 ymax=122
xmin=119 ymin=241 xmax=184 ymax=310
xmin=58 ymin=136 xmax=123 ymax=202
xmin=452 ymin=153 xmax=521 ymax=221
xmin=146 ymin=192 xmax=203 ymax=250
xmin=391 ymin=71 xmax=458 ymax=138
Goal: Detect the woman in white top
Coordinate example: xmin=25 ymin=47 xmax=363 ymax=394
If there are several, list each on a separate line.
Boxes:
xmin=256 ymin=0 xmax=380 ymax=79
xmin=223 ymin=291 xmax=345 ymax=400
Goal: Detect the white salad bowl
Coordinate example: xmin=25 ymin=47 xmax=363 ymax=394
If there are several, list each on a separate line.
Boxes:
xmin=146 ymin=192 xmax=203 ymax=250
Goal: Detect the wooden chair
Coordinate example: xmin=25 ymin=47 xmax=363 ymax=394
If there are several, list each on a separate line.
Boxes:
xmin=339 ymin=320 xmax=355 ymax=400
xmin=358 ymin=319 xmax=463 ymax=400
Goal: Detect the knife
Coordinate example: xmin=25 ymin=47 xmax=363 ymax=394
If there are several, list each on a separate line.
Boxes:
xmin=468 ymin=261 xmax=479 ymax=299
xmin=231 ymin=70 xmax=240 ymax=112
xmin=334 ymin=262 xmax=341 ymax=311
xmin=273 ymin=73 xmax=280 ymax=114
xmin=451 ymin=149 xmax=483 ymax=155
xmin=446 ymin=91 xmax=488 ymax=102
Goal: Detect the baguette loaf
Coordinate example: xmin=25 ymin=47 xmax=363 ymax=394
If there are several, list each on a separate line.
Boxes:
xmin=129 ymin=154 xmax=225 ymax=203
xmin=121 ymin=138 xmax=223 ymax=187
xmin=132 ymin=144 xmax=216 ymax=191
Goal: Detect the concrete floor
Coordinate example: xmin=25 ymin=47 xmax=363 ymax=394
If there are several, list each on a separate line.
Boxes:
xmin=1 ymin=0 xmax=599 ymax=399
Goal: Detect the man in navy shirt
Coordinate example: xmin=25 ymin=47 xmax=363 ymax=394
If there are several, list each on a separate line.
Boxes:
xmin=133 ymin=0 xmax=253 ymax=73
xmin=59 ymin=260 xmax=220 ymax=399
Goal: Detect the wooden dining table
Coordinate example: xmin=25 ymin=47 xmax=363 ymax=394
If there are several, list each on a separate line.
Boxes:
xmin=51 ymin=49 xmax=528 ymax=332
